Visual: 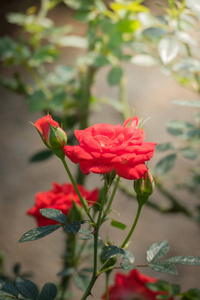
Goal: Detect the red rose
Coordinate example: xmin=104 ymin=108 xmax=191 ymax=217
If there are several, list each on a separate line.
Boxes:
xmin=34 ymin=115 xmax=67 ymax=149
xmin=27 ymin=182 xmax=98 ymax=227
xmin=63 ymin=118 xmax=156 ymax=180
xmin=102 ymin=269 xmax=173 ymax=300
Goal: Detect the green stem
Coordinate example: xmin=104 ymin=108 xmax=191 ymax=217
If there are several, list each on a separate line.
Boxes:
xmin=121 ymin=203 xmax=143 ymax=249
xmin=61 ymin=158 xmax=95 ymax=225
xmin=105 ymin=273 xmax=110 ymax=300
xmin=81 ymin=183 xmax=108 ymax=299
xmin=101 ymin=175 xmax=121 ymax=223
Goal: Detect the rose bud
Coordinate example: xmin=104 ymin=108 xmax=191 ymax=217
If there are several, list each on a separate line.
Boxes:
xmin=134 ymin=170 xmax=154 ymax=205
xmin=34 ymin=115 xmax=67 ymax=150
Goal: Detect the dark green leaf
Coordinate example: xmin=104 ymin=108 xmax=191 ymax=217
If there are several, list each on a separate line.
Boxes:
xmin=0 ymin=282 xmax=18 ymax=297
xmin=166 ymin=256 xmax=200 ymax=265
xmin=181 ymin=288 xmax=200 ymax=300
xmin=107 ymin=66 xmax=123 ymax=86
xmin=15 ymin=278 xmax=38 ymax=300
xmin=120 ymin=250 xmax=135 ymax=264
xmin=155 ymin=154 xmax=177 ymax=175
xmin=63 ymin=221 xmax=84 ymax=234
xmin=74 ymin=11 xmax=97 ymax=22
xmin=156 ymin=295 xmax=171 ymax=299
xmin=146 ymin=280 xmax=170 ymax=292
xmin=74 ymin=274 xmax=90 ymax=291
xmin=149 ymin=262 xmax=178 ymax=275
xmin=40 ymin=209 xmax=67 ymax=224
xmin=38 ymin=283 xmax=57 ymax=300
xmin=18 ymin=225 xmax=60 ymax=243
xmin=170 ymin=284 xmax=181 ymax=295
xmin=156 ymin=142 xmax=176 ymax=152
xmin=147 ymin=241 xmax=169 ymax=263
xmin=110 ymin=219 xmax=127 ymax=230
xmin=13 ymin=263 xmax=21 ymax=276
xmin=29 ymin=150 xmax=53 ymax=162
xmin=120 ymin=262 xmax=136 ymax=270
xmin=102 ymin=245 xmax=125 ymax=260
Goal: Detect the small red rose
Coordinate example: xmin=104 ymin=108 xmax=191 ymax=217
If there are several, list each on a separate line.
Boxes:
xmin=102 ymin=269 xmax=173 ymax=300
xmin=63 ymin=117 xmax=156 ymax=180
xmin=34 ymin=115 xmax=67 ymax=149
xmin=27 ymin=182 xmax=98 ymax=227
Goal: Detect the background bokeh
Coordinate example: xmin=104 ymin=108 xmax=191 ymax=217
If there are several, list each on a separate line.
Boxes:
xmin=0 ymin=1 xmax=200 ymax=298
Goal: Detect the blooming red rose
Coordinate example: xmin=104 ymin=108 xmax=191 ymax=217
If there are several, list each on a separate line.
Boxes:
xmin=102 ymin=269 xmax=173 ymax=300
xmin=27 ymin=182 xmax=98 ymax=227
xmin=63 ymin=117 xmax=156 ymax=180
xmin=34 ymin=115 xmax=67 ymax=149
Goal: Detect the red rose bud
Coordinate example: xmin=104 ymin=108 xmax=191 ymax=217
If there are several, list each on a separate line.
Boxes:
xmin=134 ymin=170 xmax=154 ymax=205
xmin=123 ymin=116 xmax=139 ymax=128
xmin=34 ymin=115 xmax=67 ymax=149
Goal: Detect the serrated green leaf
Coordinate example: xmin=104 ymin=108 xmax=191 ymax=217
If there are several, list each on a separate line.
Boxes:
xmin=63 ymin=221 xmax=83 ymax=234
xmin=166 ymin=256 xmax=200 ymax=265
xmin=38 ymin=283 xmax=57 ymax=300
xmin=0 ymin=282 xmax=18 ymax=297
xmin=74 ymin=274 xmax=90 ymax=292
xmin=15 ymin=278 xmax=38 ymax=300
xmin=29 ymin=150 xmax=53 ymax=162
xmin=149 ymin=262 xmax=178 ymax=275
xmin=18 ymin=225 xmax=60 ymax=243
xmin=120 ymin=250 xmax=135 ymax=264
xmin=147 ymin=241 xmax=169 ymax=263
xmin=107 ymin=66 xmax=123 ymax=86
xmin=110 ymin=219 xmax=127 ymax=230
xmin=155 ymin=154 xmax=177 ymax=175
xmin=40 ymin=209 xmax=67 ymax=224
xmin=156 ymin=142 xmax=176 ymax=152
xmin=158 ymin=37 xmax=179 ymax=64
xmin=120 ymin=262 xmax=136 ymax=270
xmin=102 ymin=245 xmax=125 ymax=260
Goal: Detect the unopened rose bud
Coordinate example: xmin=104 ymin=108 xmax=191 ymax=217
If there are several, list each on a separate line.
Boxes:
xmin=34 ymin=115 xmax=67 ymax=150
xmin=134 ymin=170 xmax=154 ymax=205
xmin=123 ymin=116 xmax=139 ymax=129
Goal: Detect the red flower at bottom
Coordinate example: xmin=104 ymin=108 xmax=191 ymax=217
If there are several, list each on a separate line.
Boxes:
xmin=102 ymin=269 xmax=172 ymax=300
xmin=27 ymin=182 xmax=98 ymax=227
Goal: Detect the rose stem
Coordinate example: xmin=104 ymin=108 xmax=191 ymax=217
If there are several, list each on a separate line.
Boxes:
xmin=61 ymin=158 xmax=95 ymax=225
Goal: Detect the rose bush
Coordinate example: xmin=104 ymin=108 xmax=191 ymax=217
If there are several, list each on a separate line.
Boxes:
xmin=27 ymin=182 xmax=99 ymax=226
xmin=102 ymin=269 xmax=172 ymax=300
xmin=35 ymin=115 xmax=67 ymax=149
xmin=63 ymin=117 xmax=156 ymax=180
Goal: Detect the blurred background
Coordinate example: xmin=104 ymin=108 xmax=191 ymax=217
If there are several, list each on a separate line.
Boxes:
xmin=0 ymin=0 xmax=200 ymax=298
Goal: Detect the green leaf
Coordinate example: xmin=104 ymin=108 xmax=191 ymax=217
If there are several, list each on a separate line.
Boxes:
xmin=74 ymin=274 xmax=90 ymax=291
xmin=120 ymin=250 xmax=135 ymax=264
xmin=0 ymin=282 xmax=18 ymax=297
xmin=63 ymin=221 xmax=84 ymax=234
xmin=29 ymin=150 xmax=53 ymax=162
xmin=180 ymin=148 xmax=198 ymax=160
xmin=117 ymin=20 xmax=141 ymax=33
xmin=18 ymin=225 xmax=60 ymax=243
xmin=170 ymin=284 xmax=181 ymax=296
xmin=78 ymin=230 xmax=94 ymax=240
xmin=149 ymin=262 xmax=178 ymax=275
xmin=167 ymin=120 xmax=194 ymax=136
xmin=182 ymin=288 xmax=200 ymax=300
xmin=29 ymin=45 xmax=58 ymax=67
xmin=38 ymin=283 xmax=57 ymax=300
xmin=172 ymin=100 xmax=200 ymax=108
xmin=166 ymin=256 xmax=200 ymax=266
xmin=15 ymin=278 xmax=38 ymax=300
xmin=102 ymin=245 xmax=125 ymax=260
xmin=142 ymin=27 xmax=167 ymax=38
xmin=156 ymin=295 xmax=171 ymax=299
xmin=146 ymin=280 xmax=170 ymax=292
xmin=156 ymin=142 xmax=176 ymax=152
xmin=147 ymin=241 xmax=169 ymax=262
xmin=57 ymin=268 xmax=75 ymax=277
xmin=74 ymin=11 xmax=97 ymax=22
xmin=40 ymin=209 xmax=67 ymax=224
xmin=158 ymin=37 xmax=179 ymax=64
xmin=110 ymin=219 xmax=127 ymax=230
xmin=120 ymin=262 xmax=136 ymax=270
xmin=107 ymin=66 xmax=123 ymax=86
xmin=155 ymin=154 xmax=177 ymax=175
